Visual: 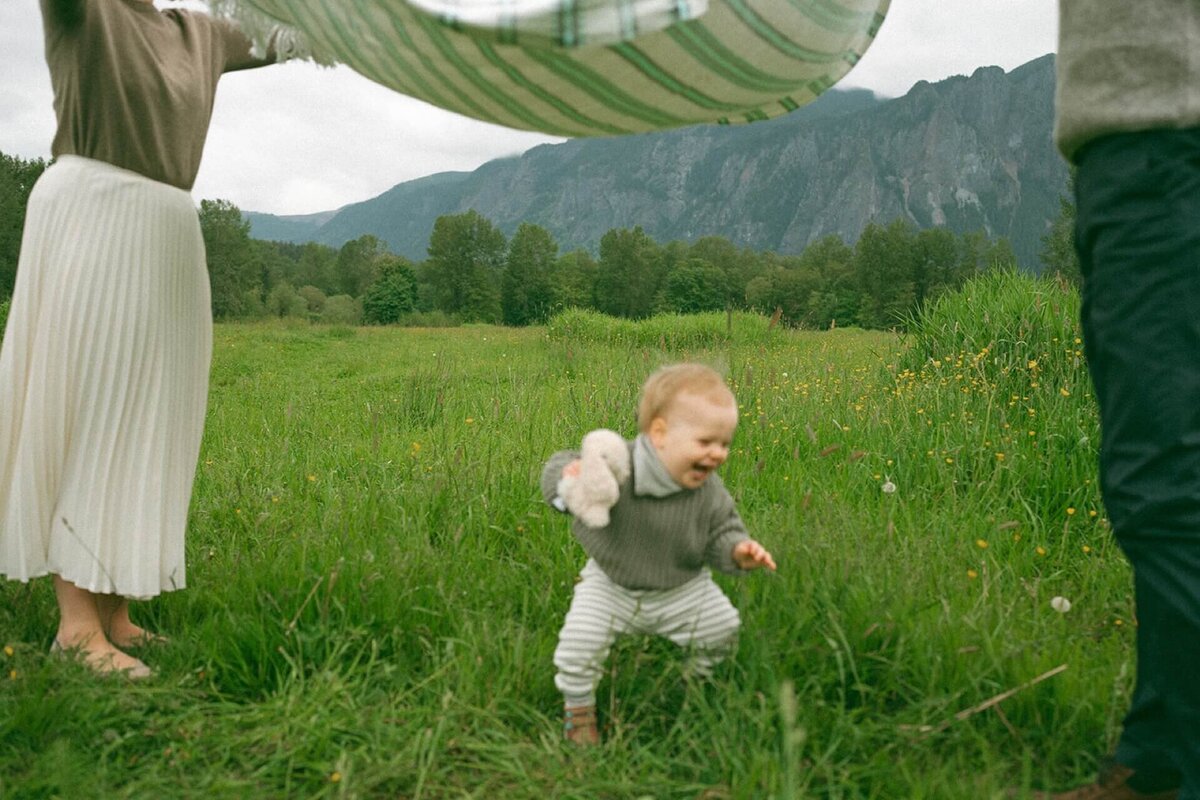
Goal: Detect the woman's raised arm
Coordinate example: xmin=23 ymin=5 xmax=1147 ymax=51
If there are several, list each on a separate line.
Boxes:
xmin=217 ymin=18 xmax=279 ymax=73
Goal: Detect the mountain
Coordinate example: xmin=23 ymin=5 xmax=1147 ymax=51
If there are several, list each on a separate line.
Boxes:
xmin=244 ymin=208 xmax=340 ymax=243
xmin=246 ymin=54 xmax=1065 ymax=270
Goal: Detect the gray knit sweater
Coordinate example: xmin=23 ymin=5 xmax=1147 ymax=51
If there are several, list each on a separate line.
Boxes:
xmin=1055 ymin=0 xmax=1200 ymax=161
xmin=541 ymin=440 xmax=750 ymax=590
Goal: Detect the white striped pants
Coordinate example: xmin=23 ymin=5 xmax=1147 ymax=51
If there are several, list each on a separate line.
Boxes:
xmin=554 ymin=559 xmax=741 ymax=705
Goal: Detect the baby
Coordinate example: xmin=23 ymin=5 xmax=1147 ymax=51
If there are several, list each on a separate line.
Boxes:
xmin=542 ymin=363 xmax=776 ymax=744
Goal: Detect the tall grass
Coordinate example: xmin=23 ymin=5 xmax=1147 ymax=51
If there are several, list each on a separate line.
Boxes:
xmin=903 ymin=268 xmax=1085 ymax=393
xmin=892 ymin=269 xmax=1096 ymax=523
xmin=547 ymin=308 xmax=782 ymax=349
xmin=0 ymin=276 xmax=1131 ymax=799
xmin=391 ymin=310 xmax=461 ymax=328
xmin=0 ymin=296 xmax=9 ymax=341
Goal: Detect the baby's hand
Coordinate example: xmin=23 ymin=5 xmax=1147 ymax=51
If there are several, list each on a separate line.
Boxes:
xmin=553 ymin=460 xmax=582 ymax=515
xmin=732 ymin=539 xmax=776 ymax=572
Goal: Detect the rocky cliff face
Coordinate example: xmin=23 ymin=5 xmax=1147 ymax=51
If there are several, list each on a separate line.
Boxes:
xmin=248 ymin=54 xmax=1065 ymax=270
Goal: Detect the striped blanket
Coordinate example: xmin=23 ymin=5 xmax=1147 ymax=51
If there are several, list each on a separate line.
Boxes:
xmin=209 ymin=0 xmax=890 ymax=137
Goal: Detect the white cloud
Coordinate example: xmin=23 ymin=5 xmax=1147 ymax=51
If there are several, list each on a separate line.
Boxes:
xmin=197 ymin=63 xmax=563 ymax=213
xmin=840 ymin=0 xmax=1057 ymax=97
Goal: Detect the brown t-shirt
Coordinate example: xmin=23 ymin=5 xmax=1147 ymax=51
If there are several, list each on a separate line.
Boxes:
xmin=41 ymin=0 xmax=260 ymax=190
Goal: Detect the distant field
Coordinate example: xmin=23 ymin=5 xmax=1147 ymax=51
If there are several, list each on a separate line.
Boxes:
xmin=0 ymin=275 xmax=1133 ymax=798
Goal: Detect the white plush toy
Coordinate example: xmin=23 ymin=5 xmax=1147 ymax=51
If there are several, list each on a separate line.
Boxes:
xmin=556 ymin=428 xmax=631 ymax=528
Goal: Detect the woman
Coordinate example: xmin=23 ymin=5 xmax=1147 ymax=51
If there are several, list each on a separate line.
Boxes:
xmin=0 ymin=0 xmax=276 ymax=677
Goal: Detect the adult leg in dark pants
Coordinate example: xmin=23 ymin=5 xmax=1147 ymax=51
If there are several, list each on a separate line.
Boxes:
xmin=1074 ymin=127 xmax=1200 ymax=799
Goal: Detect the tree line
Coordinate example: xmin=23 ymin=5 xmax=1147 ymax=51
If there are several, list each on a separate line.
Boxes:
xmin=0 ymin=153 xmax=48 ymax=300
xmin=1 ymin=149 xmax=1081 ymax=331
xmin=200 ymin=201 xmax=1025 ymax=331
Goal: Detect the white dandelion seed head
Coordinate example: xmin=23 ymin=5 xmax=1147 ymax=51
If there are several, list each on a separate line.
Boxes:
xmin=1050 ymin=596 xmax=1072 ymax=613
xmin=881 ymin=479 xmax=897 ymax=494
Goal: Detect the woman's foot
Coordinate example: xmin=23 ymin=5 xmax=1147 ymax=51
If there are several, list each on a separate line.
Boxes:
xmin=563 ymin=705 xmax=600 ymax=745
xmin=51 ymin=576 xmax=154 ymax=678
xmin=106 ymin=621 xmax=168 ymax=649
xmin=51 ymin=634 xmax=153 ymax=679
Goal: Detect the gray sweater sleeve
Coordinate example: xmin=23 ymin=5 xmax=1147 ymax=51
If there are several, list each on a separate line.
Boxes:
xmin=705 ymin=480 xmax=751 ymax=576
xmin=540 ymin=450 xmax=580 ymax=509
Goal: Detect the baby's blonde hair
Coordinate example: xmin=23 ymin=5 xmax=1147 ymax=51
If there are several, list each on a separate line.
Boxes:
xmin=637 ymin=363 xmax=735 ymax=432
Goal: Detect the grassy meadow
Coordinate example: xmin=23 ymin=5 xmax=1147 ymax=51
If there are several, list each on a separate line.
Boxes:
xmin=0 ymin=272 xmax=1136 ymax=798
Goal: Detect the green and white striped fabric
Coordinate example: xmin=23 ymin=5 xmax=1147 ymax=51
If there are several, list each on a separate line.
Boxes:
xmin=404 ymin=0 xmax=711 ymax=47
xmin=210 ymin=0 xmax=890 ymax=137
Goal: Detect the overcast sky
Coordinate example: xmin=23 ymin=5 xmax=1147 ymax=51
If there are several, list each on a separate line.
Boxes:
xmin=0 ymin=1 xmax=1057 ymax=217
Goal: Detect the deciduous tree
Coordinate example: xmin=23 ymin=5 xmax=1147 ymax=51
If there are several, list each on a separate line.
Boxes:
xmin=336 ymin=234 xmax=388 ymax=298
xmin=362 ymin=256 xmax=418 ymax=325
xmin=265 ymin=282 xmax=307 ymax=318
xmin=596 ymin=226 xmax=662 ymax=319
xmin=297 ymin=285 xmax=327 ymax=314
xmin=502 ymin=223 xmax=558 ymax=325
xmin=199 ymin=198 xmax=260 ymax=319
xmin=426 ymin=210 xmax=505 ymax=322
xmin=657 ymin=259 xmax=727 ymax=314
xmin=295 ymin=242 xmax=340 ymax=295
xmin=323 ymin=294 xmax=361 ymax=325
xmin=553 ymin=250 xmax=597 ymax=312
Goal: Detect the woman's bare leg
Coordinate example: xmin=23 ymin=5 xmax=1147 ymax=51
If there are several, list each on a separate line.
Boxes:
xmin=95 ymin=594 xmax=164 ymax=648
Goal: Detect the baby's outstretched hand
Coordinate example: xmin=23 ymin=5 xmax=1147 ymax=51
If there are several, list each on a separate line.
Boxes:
xmin=732 ymin=539 xmax=777 ymax=571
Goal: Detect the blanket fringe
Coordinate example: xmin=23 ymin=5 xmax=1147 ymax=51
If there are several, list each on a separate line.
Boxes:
xmin=205 ymin=0 xmax=339 ymax=65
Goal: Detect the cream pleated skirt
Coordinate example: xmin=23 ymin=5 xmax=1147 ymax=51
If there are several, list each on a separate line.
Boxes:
xmin=0 ymin=155 xmax=211 ymax=599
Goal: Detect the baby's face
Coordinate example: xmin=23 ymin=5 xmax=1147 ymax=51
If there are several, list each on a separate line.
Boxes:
xmin=648 ymin=391 xmax=738 ymax=489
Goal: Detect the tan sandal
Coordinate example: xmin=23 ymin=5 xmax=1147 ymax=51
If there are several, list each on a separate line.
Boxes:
xmin=563 ymin=704 xmax=600 ymax=745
